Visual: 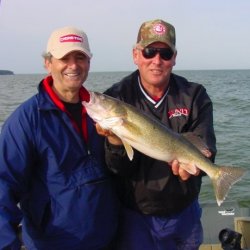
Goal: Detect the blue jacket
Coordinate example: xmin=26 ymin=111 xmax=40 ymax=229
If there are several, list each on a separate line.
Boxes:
xmin=0 ymin=79 xmax=119 ymax=250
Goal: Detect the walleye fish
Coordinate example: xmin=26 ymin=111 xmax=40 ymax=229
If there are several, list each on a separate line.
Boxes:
xmin=83 ymin=91 xmax=247 ymax=206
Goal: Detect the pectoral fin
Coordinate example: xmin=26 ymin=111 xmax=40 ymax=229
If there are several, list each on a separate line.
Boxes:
xmin=122 ymin=139 xmax=134 ymax=160
xmin=179 ymin=162 xmax=198 ymax=175
xmin=99 ymin=117 xmax=124 ymax=130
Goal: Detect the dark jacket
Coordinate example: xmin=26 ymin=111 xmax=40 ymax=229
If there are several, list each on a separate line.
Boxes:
xmin=0 ymin=77 xmax=119 ymax=250
xmin=104 ymin=70 xmax=216 ymax=216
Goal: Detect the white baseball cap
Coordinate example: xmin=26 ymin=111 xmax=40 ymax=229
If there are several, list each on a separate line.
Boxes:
xmin=46 ymin=26 xmax=92 ymax=59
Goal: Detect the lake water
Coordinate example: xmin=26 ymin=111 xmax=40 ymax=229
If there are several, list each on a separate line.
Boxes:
xmin=0 ymin=70 xmax=250 ymax=206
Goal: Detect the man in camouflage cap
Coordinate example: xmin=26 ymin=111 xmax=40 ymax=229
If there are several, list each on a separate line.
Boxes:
xmin=99 ymin=18 xmax=216 ymax=250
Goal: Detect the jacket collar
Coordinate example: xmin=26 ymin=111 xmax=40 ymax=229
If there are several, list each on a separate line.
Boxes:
xmin=37 ymin=75 xmax=90 ymax=111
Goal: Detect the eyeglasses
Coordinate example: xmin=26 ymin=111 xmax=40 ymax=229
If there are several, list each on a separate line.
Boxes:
xmin=140 ymin=47 xmax=174 ymax=61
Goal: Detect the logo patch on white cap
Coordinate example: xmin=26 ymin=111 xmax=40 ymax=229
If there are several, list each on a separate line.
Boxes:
xmin=60 ymin=34 xmax=83 ymax=43
xmin=153 ymin=23 xmax=166 ymax=35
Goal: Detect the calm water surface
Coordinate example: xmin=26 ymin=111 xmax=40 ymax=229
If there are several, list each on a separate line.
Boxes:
xmin=0 ymin=70 xmax=249 ymax=206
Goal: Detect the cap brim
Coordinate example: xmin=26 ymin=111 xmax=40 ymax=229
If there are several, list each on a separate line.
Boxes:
xmin=140 ymin=39 xmax=175 ymax=51
xmin=50 ymin=47 xmax=92 ymax=59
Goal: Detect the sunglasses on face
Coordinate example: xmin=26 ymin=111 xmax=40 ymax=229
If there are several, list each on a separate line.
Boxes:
xmin=141 ymin=47 xmax=174 ymax=61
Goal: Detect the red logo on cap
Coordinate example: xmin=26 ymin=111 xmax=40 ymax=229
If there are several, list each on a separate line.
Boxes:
xmin=153 ymin=24 xmax=166 ymax=35
xmin=60 ymin=34 xmax=83 ymax=43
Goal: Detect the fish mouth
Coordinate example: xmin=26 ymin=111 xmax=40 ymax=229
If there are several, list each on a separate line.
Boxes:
xmin=88 ymin=91 xmax=94 ymax=103
xmin=83 ymin=92 xmax=104 ymax=111
xmin=88 ymin=91 xmax=105 ymax=104
xmin=83 ymin=91 xmax=95 ymax=105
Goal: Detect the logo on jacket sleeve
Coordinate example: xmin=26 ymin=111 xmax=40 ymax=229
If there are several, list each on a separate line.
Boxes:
xmin=168 ymin=108 xmax=189 ymax=119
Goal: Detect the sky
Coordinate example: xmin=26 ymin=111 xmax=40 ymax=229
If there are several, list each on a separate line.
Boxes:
xmin=0 ymin=0 xmax=250 ymax=74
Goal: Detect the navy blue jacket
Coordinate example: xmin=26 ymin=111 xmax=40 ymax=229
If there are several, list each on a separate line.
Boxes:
xmin=0 ymin=77 xmax=119 ymax=249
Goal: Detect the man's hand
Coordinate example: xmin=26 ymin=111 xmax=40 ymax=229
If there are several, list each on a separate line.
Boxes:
xmin=170 ymin=160 xmax=201 ymax=181
xmin=95 ymin=123 xmax=122 ymax=145
xmin=170 ymin=134 xmax=212 ymax=181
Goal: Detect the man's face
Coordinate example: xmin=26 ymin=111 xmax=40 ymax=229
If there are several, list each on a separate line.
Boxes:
xmin=45 ymin=51 xmax=90 ymax=94
xmin=133 ymin=42 xmax=177 ymax=88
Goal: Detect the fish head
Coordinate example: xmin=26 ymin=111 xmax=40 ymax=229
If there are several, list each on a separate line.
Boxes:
xmin=82 ymin=91 xmax=127 ymax=129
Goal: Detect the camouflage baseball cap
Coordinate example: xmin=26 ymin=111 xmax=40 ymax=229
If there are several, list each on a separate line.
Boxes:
xmin=137 ymin=19 xmax=176 ymax=51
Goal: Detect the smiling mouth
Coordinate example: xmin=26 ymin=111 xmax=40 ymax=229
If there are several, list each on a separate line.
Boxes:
xmin=65 ymin=73 xmax=79 ymax=77
xmin=150 ymin=69 xmax=163 ymax=74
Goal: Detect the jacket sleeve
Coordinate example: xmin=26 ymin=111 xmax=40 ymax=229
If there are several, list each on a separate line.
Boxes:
xmin=105 ymin=140 xmax=138 ymax=176
xmin=0 ymin=110 xmax=34 ymax=249
xmin=188 ymin=85 xmax=217 ymax=162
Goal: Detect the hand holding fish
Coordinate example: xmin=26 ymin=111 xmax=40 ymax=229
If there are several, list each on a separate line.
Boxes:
xmin=96 ymin=123 xmax=122 ymax=145
xmin=171 ymin=160 xmax=200 ymax=180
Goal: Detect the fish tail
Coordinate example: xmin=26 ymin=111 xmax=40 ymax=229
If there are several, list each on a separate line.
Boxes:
xmin=211 ymin=166 xmax=247 ymax=206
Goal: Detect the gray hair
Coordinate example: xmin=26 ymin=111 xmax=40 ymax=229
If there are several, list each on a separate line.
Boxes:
xmin=42 ymin=52 xmax=53 ymax=60
xmin=42 ymin=52 xmax=53 ymax=70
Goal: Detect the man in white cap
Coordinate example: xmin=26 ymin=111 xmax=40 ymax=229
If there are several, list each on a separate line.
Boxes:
xmin=0 ymin=26 xmax=119 ymax=249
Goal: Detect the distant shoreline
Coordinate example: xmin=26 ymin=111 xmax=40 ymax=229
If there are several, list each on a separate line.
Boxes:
xmin=0 ymin=70 xmax=14 ymax=75
xmin=6 ymin=68 xmax=250 ymax=75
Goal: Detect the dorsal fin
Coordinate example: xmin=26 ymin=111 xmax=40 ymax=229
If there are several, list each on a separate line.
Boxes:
xmin=182 ymin=132 xmax=211 ymax=158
